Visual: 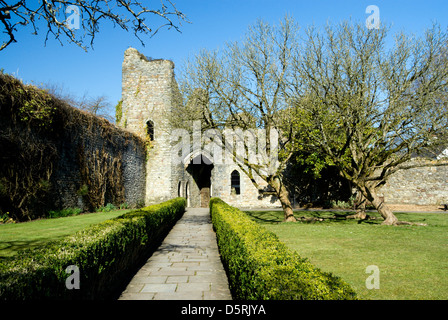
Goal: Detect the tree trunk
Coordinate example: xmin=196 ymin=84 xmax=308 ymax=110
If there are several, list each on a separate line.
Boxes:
xmin=370 ymin=192 xmax=398 ymax=225
xmin=348 ymin=190 xmax=367 ymax=219
xmin=269 ymin=177 xmax=296 ymax=222
xmin=279 ymin=186 xmax=296 ymax=222
xmin=360 ymin=184 xmax=398 ymax=225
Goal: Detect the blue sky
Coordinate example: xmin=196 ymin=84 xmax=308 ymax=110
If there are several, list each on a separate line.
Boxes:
xmin=1 ymin=0 xmax=448 ymax=120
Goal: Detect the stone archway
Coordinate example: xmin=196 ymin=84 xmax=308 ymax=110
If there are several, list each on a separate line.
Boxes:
xmin=185 ymin=153 xmax=214 ymax=208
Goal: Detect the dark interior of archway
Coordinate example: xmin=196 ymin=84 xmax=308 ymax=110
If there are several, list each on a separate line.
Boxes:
xmin=187 ymin=155 xmax=214 ymax=208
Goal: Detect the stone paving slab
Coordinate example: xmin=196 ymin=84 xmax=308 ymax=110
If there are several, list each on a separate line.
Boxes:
xmin=118 ymin=208 xmax=232 ymax=300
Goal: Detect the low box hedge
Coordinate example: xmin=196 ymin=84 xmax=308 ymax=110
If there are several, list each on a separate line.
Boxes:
xmin=209 ymin=198 xmax=357 ymax=300
xmin=0 ymin=197 xmax=186 ymax=300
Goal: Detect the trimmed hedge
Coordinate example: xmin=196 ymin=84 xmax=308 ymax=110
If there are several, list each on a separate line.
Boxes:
xmin=0 ymin=197 xmax=186 ymax=300
xmin=210 ymin=198 xmax=357 ymax=300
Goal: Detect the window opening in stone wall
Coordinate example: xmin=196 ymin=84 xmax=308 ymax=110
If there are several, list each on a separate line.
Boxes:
xmin=185 ymin=182 xmax=190 ymax=207
xmin=146 ymin=120 xmax=154 ymax=141
xmin=231 ymin=170 xmax=241 ymax=195
xmin=178 ymin=181 xmax=183 ymax=197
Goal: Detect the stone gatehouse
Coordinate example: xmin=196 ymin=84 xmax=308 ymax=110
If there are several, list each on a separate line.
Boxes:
xmin=119 ymin=48 xmax=280 ymax=208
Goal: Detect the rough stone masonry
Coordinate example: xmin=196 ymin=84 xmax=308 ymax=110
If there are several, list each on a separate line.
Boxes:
xmin=119 ymin=47 xmax=281 ymax=209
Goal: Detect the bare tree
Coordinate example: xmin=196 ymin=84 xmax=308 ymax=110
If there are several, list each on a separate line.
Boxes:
xmin=292 ymin=21 xmax=448 ymax=225
xmin=0 ymin=0 xmax=188 ymax=51
xmin=40 ymin=82 xmax=114 ymax=121
xmin=77 ymin=93 xmax=113 ymax=121
xmin=176 ymin=16 xmax=299 ymax=222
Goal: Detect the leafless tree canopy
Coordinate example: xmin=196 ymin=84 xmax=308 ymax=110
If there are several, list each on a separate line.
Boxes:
xmin=40 ymin=81 xmax=114 ymax=121
xmin=0 ymin=0 xmax=188 ymax=51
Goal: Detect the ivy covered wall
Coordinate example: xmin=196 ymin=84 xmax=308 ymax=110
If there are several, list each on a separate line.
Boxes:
xmin=0 ymin=73 xmax=146 ymax=221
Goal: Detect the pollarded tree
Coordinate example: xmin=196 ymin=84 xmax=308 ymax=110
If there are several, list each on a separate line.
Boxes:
xmin=292 ymin=21 xmax=448 ymax=225
xmin=0 ymin=0 xmax=188 ymax=51
xmin=175 ymin=16 xmax=300 ymax=222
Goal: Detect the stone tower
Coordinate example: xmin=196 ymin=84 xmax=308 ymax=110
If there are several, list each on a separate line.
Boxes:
xmin=120 ymin=47 xmax=181 ymax=205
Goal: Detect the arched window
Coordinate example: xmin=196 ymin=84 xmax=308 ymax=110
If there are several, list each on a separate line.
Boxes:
xmin=231 ymin=170 xmax=240 ymax=195
xmin=146 ymin=120 xmax=154 ymax=141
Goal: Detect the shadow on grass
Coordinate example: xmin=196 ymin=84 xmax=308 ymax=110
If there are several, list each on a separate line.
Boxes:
xmin=0 ymin=237 xmax=66 ymax=259
xmin=244 ymin=211 xmax=284 ymax=224
xmin=244 ymin=210 xmax=383 ymax=225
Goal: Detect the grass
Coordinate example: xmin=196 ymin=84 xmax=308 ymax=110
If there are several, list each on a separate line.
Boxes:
xmin=0 ymin=209 xmax=130 ymax=258
xmin=245 ymin=209 xmax=448 ymax=300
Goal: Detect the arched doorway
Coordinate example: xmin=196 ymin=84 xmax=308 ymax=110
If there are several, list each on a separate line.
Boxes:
xmin=185 ymin=153 xmax=214 ymax=208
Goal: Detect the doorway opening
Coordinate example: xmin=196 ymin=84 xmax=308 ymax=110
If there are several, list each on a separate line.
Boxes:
xmin=186 ymin=154 xmax=213 ymax=208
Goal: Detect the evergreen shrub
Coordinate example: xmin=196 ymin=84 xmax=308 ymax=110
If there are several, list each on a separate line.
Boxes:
xmin=209 ymin=198 xmax=357 ymax=300
xmin=0 ymin=197 xmax=186 ymax=300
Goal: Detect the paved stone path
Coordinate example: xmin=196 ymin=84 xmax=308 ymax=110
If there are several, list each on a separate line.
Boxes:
xmin=118 ymin=208 xmax=232 ymax=300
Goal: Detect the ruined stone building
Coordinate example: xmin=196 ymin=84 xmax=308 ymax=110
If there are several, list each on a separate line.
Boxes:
xmin=119 ymin=47 xmax=448 ymax=209
xmin=4 ymin=47 xmax=448 ymax=223
xmin=119 ymin=48 xmax=280 ymax=208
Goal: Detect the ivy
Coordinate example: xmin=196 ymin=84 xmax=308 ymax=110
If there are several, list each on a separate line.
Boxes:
xmin=115 ymin=99 xmax=123 ymax=124
xmin=0 ymin=73 xmax=146 ymax=221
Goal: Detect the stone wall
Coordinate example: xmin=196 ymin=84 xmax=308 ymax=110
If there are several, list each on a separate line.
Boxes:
xmin=379 ymin=165 xmax=448 ymax=205
xmin=211 ymin=163 xmax=281 ymax=208
xmin=0 ymin=72 xmax=146 ymax=220
xmin=51 ymin=112 xmax=147 ymax=211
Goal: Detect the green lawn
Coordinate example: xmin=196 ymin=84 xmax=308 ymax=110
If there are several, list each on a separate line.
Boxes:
xmin=245 ymin=210 xmax=448 ymax=300
xmin=0 ymin=210 xmax=130 ymax=258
